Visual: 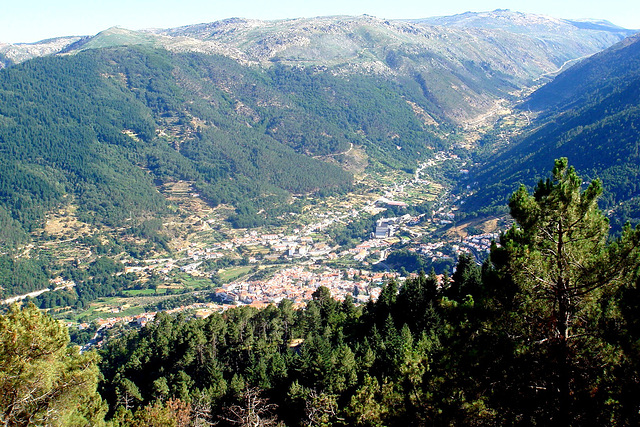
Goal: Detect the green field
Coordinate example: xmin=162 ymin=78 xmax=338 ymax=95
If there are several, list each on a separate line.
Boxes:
xmin=219 ymin=266 xmax=253 ymax=283
xmin=122 ymin=288 xmax=168 ymax=296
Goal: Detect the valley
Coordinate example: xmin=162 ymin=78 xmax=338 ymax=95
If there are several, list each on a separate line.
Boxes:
xmin=3 ymin=20 xmax=637 ymax=342
xmin=17 ymin=146 xmax=494 ymax=343
xmin=2 ymin=7 xmax=640 ymax=425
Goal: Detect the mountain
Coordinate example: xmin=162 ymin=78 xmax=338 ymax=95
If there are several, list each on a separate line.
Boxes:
xmin=0 ymin=12 xmax=636 ymax=246
xmin=0 ymin=36 xmax=83 ymax=68
xmin=1 ymin=13 xmax=634 ymax=123
xmin=0 ymin=46 xmax=448 ymax=246
xmin=414 ymin=9 xmax=635 ymax=38
xmin=464 ymin=33 xmax=640 ymax=229
xmin=151 ymin=14 xmax=634 ymax=123
xmin=413 ymin=9 xmax=636 ymax=79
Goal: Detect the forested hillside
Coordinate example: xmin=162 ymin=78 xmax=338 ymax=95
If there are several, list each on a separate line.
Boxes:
xmin=5 ymin=161 xmax=640 ymax=426
xmin=0 ymin=13 xmax=635 ymax=247
xmin=3 ymin=12 xmax=633 ymax=123
xmin=90 ymin=162 xmax=640 ymax=425
xmin=464 ymin=33 xmax=640 ymax=229
xmin=0 ymin=46 xmax=446 ymax=246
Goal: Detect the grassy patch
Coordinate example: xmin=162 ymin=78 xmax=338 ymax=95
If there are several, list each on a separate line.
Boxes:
xmin=175 ymin=273 xmax=214 ymax=289
xmin=122 ymin=288 xmax=167 ymax=296
xmin=243 ymin=245 xmax=270 ymax=255
xmin=219 ymin=266 xmax=253 ymax=283
xmin=117 ymin=305 xmax=146 ymax=318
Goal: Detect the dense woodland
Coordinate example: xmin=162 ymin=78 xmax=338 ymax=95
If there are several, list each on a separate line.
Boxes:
xmin=464 ymin=34 xmax=640 ymax=230
xmin=3 ymin=160 xmax=640 ymax=426
xmin=2 ymin=21 xmax=640 ymax=427
xmin=0 ymin=46 xmax=444 ymax=249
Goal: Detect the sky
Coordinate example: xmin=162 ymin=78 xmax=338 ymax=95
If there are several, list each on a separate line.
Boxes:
xmin=1 ymin=0 xmax=638 ymax=44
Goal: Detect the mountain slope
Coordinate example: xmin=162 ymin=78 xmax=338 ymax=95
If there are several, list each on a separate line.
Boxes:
xmin=2 ymin=13 xmax=634 ymax=124
xmin=464 ymin=33 xmax=640 ymax=228
xmin=0 ymin=36 xmax=83 ymax=68
xmin=415 ymin=9 xmax=635 ymax=38
xmin=522 ymin=33 xmax=640 ymax=112
xmin=155 ymin=14 xmax=632 ymax=123
xmin=0 ymin=46 xmax=449 ymax=245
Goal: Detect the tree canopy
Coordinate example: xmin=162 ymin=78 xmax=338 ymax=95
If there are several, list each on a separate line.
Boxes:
xmin=0 ymin=304 xmax=106 ymax=426
xmin=3 ymin=159 xmax=640 ymax=425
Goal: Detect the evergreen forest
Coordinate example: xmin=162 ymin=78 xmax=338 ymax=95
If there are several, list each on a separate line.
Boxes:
xmin=3 ymin=160 xmax=640 ymax=426
xmin=0 ymin=46 xmax=444 ymax=247
xmin=464 ymin=34 xmax=640 ymax=231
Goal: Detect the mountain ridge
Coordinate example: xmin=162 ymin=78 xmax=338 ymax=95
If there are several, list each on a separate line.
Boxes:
xmin=464 ymin=32 xmax=640 ymax=229
xmin=414 ymin=9 xmax=636 ymax=33
xmin=1 ymin=12 xmax=633 ymax=124
xmin=1 ymin=11 xmax=638 ymax=248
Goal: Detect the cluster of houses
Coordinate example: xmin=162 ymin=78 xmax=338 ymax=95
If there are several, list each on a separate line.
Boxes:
xmin=418 ymin=232 xmax=499 ymax=262
xmin=215 ymin=266 xmax=394 ymax=306
xmin=457 ymin=233 xmax=499 ymax=255
xmin=77 ymin=267 xmax=400 ymax=351
xmin=417 ymin=241 xmax=452 ymax=262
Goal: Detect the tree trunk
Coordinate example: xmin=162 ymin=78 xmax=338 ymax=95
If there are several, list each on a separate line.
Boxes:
xmin=555 ymin=219 xmax=571 ymax=426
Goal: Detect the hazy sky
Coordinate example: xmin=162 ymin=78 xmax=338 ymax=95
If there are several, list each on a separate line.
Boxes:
xmin=2 ymin=0 xmax=638 ymax=44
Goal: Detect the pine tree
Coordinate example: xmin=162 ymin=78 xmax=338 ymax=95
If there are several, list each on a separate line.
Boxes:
xmin=498 ymin=158 xmax=640 ymax=423
xmin=0 ymin=304 xmax=106 ymax=426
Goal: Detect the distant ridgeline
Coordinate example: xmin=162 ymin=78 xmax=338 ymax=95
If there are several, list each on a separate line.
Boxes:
xmin=0 ymin=46 xmax=444 ymax=246
xmin=464 ymin=33 xmax=640 ymax=230
xmin=0 ymin=12 xmax=635 ymax=246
